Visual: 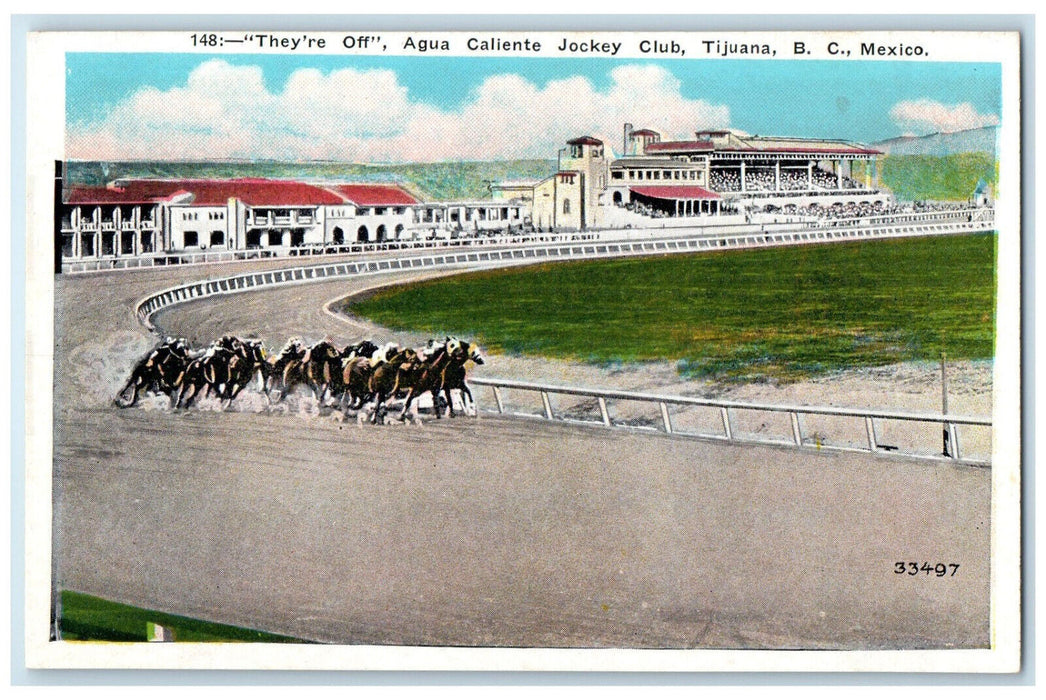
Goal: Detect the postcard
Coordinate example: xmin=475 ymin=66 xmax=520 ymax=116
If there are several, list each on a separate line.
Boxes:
xmin=22 ymin=26 xmax=1021 ymax=673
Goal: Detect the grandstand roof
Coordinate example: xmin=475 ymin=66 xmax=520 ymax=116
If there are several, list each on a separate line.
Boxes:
xmin=717 ymin=144 xmax=881 ymax=155
xmin=611 ymin=157 xmax=705 ymax=168
xmin=645 ymin=140 xmax=714 ymax=154
xmin=629 ymin=185 xmax=721 ymax=200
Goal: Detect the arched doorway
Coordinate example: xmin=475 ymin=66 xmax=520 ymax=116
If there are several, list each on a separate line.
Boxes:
xmin=376 ymin=224 xmax=387 ymax=242
xmin=332 ymin=226 xmax=344 ymax=245
xmin=394 ymin=224 xmax=404 ymax=239
xmin=612 ymin=191 xmax=623 ymax=205
xmin=357 ymin=225 xmax=369 ymax=242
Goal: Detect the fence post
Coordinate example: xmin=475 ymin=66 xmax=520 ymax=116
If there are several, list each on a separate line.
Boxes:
xmin=720 ymin=407 xmax=733 ymax=440
xmin=658 ymin=401 xmax=673 ymax=434
xmin=864 ymin=417 xmax=878 ymax=452
xmin=540 ymin=391 xmax=554 ymax=420
xmin=597 ymin=397 xmax=611 ymax=426
xmin=790 ymin=412 xmax=803 ymax=446
xmin=949 ymin=423 xmax=962 ymax=461
xmin=492 ymin=386 xmax=504 ymax=414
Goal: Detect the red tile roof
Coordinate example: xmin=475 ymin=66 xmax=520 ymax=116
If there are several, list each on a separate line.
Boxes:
xmin=65 ymin=182 xmax=188 ymax=204
xmin=64 ymin=178 xmax=419 ymax=207
xmin=178 ymin=179 xmax=345 ymax=206
xmin=629 ymin=185 xmax=721 ymax=200
xmin=645 ymin=140 xmax=714 ymax=153
xmin=329 ymin=184 xmax=418 ymax=206
xmin=629 ymin=129 xmax=660 ymax=137
xmin=567 ymin=136 xmax=603 ymax=146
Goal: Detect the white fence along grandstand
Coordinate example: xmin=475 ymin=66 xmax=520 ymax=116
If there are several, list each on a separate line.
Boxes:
xmin=78 ymin=207 xmax=992 ymax=275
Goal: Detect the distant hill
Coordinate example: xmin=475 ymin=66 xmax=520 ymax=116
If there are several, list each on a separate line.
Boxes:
xmin=63 ymin=159 xmax=556 ymax=202
xmin=873 ymin=126 xmax=998 ymax=157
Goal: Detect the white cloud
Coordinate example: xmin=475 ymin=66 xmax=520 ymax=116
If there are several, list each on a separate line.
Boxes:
xmin=889 ymin=99 xmax=999 ymax=136
xmin=66 ymin=59 xmax=730 ymax=162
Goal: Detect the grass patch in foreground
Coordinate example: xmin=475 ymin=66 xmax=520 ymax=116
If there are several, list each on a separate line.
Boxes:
xmin=58 ymin=590 xmax=308 ymax=643
xmin=344 ymin=234 xmax=996 ymax=382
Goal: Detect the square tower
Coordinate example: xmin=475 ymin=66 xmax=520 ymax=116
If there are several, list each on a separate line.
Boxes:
xmin=559 ymin=136 xmax=609 ymax=229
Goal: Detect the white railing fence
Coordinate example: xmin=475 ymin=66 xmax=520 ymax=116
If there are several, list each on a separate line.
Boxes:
xmin=66 ymin=207 xmax=993 ymax=274
xmin=470 ymin=377 xmax=991 ymax=466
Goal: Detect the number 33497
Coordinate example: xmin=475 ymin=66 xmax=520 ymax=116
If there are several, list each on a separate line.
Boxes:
xmin=894 ymin=562 xmax=960 ymax=576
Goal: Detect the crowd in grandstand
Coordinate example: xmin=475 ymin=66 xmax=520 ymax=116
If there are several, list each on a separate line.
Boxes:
xmin=768 ymin=199 xmax=982 ymax=222
xmin=708 ymin=167 xmax=870 ymax=193
xmin=708 ymin=170 xmax=742 ymax=192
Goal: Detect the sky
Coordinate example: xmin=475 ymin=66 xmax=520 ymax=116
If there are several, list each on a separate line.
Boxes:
xmin=64 ymin=53 xmax=1002 ymax=163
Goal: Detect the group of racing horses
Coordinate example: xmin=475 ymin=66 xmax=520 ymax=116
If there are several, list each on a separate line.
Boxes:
xmin=114 ymin=334 xmax=485 ymax=422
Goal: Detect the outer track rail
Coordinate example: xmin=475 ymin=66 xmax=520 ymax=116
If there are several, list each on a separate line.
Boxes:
xmin=470 ymin=377 xmax=992 ymax=467
xmin=130 ymin=217 xmax=993 ymax=466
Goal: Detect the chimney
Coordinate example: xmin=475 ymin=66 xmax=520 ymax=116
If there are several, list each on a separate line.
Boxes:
xmin=623 ymin=123 xmax=633 ymax=157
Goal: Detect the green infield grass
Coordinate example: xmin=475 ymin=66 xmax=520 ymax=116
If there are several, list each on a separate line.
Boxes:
xmin=343 ymin=233 xmax=996 ymax=382
xmin=58 ymin=590 xmax=308 ymax=643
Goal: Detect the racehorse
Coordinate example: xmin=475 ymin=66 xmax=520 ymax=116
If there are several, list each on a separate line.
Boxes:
xmin=114 ymin=337 xmax=193 ymax=408
xmin=440 ymin=339 xmax=484 ymax=417
xmin=396 ymin=340 xmax=454 ymax=421
xmin=266 ymin=337 xmax=307 ymax=403
xmin=367 ymin=347 xmax=420 ymax=424
xmin=301 ymin=340 xmax=343 ymax=403
xmin=173 ymin=344 xmax=236 ymax=409
xmin=220 ymin=338 xmax=268 ymax=406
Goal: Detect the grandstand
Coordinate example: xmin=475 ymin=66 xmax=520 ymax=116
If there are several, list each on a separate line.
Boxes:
xmin=598 ymin=127 xmax=889 ymax=219
xmin=55 ymin=124 xmax=991 ymax=272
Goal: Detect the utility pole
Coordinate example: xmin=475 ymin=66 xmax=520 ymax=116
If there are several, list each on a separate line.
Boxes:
xmin=941 ymin=351 xmax=951 ymax=457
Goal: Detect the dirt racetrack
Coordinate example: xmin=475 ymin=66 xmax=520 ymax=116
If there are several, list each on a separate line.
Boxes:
xmin=51 ymin=256 xmax=991 ymax=649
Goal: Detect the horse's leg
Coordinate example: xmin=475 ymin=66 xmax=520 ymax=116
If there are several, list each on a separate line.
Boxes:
xmin=349 ymin=386 xmax=368 ymax=409
xmin=461 ymin=383 xmax=475 ymax=415
xmin=397 ymin=388 xmax=418 ymax=421
xmin=183 ymin=380 xmax=205 ymax=409
xmin=223 ymin=379 xmax=242 ymax=409
xmin=370 ymin=390 xmax=388 ymax=424
xmin=441 ymin=387 xmax=454 ymax=417
xmin=175 ymin=384 xmax=190 ymax=410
